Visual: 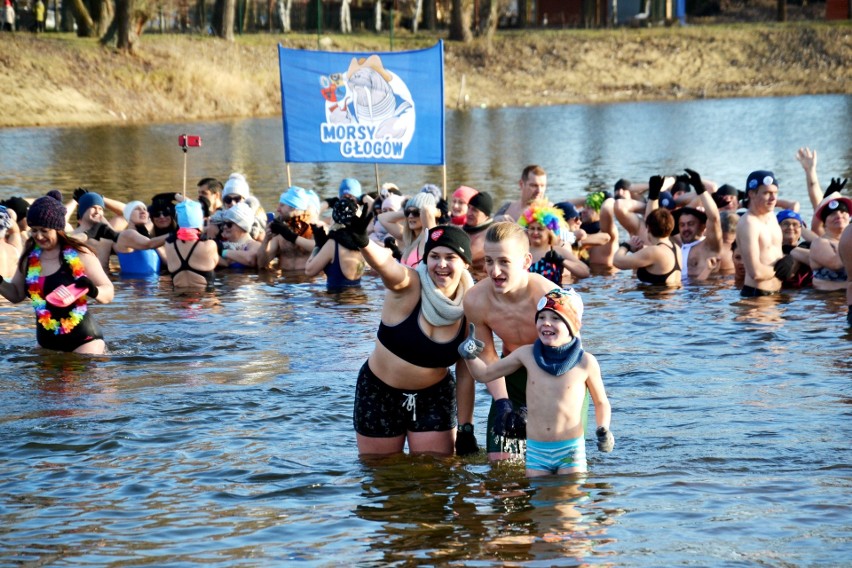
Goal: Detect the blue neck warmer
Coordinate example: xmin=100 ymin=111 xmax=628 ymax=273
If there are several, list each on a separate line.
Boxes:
xmin=533 ymin=336 xmax=584 ymax=377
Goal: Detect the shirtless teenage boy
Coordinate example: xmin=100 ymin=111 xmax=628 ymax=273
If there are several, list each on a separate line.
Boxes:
xmin=462 ymin=222 xmax=562 ymax=460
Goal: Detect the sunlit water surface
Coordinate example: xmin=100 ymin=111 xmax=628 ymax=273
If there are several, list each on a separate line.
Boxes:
xmin=1 ymin=95 xmax=850 ymax=566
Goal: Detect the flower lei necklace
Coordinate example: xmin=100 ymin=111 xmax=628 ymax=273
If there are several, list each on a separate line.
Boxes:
xmin=26 ymin=247 xmax=88 ymax=335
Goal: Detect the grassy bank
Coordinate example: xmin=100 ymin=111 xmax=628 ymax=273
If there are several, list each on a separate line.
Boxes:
xmin=0 ymin=22 xmax=850 ymax=128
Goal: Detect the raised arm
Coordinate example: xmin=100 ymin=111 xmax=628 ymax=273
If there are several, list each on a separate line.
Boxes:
xmin=796 ymin=147 xmax=822 ymax=209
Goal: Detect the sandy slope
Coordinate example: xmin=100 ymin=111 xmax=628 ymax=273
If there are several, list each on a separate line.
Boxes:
xmin=0 ymin=24 xmax=849 ymax=128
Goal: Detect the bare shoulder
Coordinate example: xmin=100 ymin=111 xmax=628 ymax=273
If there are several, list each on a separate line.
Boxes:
xmin=464 ymin=278 xmax=491 ymax=310
xmin=529 ymin=272 xmax=559 ymax=295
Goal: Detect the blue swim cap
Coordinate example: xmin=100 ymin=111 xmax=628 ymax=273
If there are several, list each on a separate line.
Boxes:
xmin=176 ymin=199 xmax=204 ymax=229
xmin=776 ymin=209 xmax=803 ymax=226
xmin=338 ymin=178 xmax=362 ymax=199
xmin=281 ymin=186 xmax=310 ymax=210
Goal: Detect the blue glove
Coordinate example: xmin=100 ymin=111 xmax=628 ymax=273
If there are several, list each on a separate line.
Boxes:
xmin=492 ymin=398 xmax=514 ymax=437
xmin=457 ymin=323 xmax=484 ymax=360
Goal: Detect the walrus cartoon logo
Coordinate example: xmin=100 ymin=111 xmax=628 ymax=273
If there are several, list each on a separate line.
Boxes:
xmin=319 ymin=54 xmax=416 ymax=160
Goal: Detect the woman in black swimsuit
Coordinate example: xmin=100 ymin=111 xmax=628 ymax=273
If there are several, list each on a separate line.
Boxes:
xmin=614 ymin=208 xmax=682 ymax=287
xmin=165 ymin=199 xmax=218 ymax=289
xmin=342 ymin=209 xmax=474 ymax=456
xmin=0 ymin=192 xmax=114 ymax=354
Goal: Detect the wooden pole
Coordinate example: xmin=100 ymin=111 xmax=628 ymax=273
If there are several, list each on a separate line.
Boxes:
xmin=442 ymin=164 xmax=447 ymax=200
xmin=286 ymin=163 xmax=292 ymax=188
xmin=374 ymin=163 xmax=380 ymax=192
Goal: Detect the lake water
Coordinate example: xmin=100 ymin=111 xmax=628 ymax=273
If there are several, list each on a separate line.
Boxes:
xmin=1 ymin=95 xmax=851 ymax=566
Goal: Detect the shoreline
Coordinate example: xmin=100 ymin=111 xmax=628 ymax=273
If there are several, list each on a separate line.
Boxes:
xmin=0 ymin=22 xmax=850 ymax=129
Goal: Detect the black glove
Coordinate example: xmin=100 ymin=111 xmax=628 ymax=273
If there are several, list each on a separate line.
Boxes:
xmin=457 ymin=322 xmax=484 ymax=360
xmin=85 ymin=222 xmax=119 ymax=242
xmin=332 ymin=199 xmax=358 ymax=226
xmin=825 ymin=177 xmax=848 ymax=197
xmin=72 ymin=187 xmax=89 ymax=202
xmin=492 ymin=398 xmax=514 ymax=437
xmin=455 ymin=424 xmax=479 ymax=456
xmin=648 ymin=175 xmax=663 ymax=201
xmin=619 ymin=241 xmax=633 ymax=253
xmin=269 ymin=220 xmax=298 ymax=243
xmin=504 ymin=405 xmax=527 ymax=439
xmin=346 ymin=203 xmax=374 ymax=249
xmin=383 ymin=236 xmax=402 ymax=261
xmin=543 ymin=247 xmax=565 ymax=266
xmin=324 ymin=197 xmax=340 ymax=210
xmin=773 ymin=255 xmax=797 ymax=281
xmin=596 ymin=426 xmax=615 ymax=452
xmin=74 ymin=275 xmax=98 ymax=299
xmin=311 ymin=224 xmax=329 ymax=250
xmin=684 ymin=168 xmax=705 ymax=195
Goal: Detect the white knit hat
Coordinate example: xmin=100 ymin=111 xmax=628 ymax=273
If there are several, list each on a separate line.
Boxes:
xmin=223 ymin=173 xmax=250 ymax=198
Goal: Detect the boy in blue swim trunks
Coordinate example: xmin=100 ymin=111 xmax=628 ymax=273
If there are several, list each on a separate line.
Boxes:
xmin=458 ymin=288 xmax=614 ymax=476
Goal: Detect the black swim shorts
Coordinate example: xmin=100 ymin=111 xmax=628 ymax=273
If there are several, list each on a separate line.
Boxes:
xmin=353 ymin=361 xmax=457 ymax=437
xmin=740 ymin=285 xmax=779 ymax=297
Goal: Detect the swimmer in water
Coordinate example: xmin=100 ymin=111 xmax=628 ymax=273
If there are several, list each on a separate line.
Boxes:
xmin=458 ymin=288 xmax=613 ymax=477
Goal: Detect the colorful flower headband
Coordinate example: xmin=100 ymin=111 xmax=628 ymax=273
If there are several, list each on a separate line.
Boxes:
xmin=519 ymin=200 xmax=566 ymax=232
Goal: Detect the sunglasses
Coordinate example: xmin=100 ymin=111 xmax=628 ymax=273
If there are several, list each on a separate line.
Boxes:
xmin=223 ymin=222 xmax=235 ymax=229
xmin=404 ymin=208 xmax=420 ymax=217
xmin=224 ymin=195 xmax=244 ymax=205
xmin=150 ymin=210 xmax=171 ymax=218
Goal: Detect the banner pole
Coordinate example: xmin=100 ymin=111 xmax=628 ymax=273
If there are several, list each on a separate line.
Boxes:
xmin=442 ymin=164 xmax=447 ymax=200
xmin=374 ymin=163 xmax=380 ymax=192
xmin=286 ymin=163 xmax=292 ymax=188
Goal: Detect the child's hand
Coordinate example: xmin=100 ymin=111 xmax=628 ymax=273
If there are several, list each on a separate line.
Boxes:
xmin=457 ymin=323 xmax=484 ymax=360
xmin=596 ymin=426 xmax=615 ymax=453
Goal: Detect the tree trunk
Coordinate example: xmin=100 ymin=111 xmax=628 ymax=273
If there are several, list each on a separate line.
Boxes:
xmin=374 ymin=0 xmax=381 ymax=32
xmin=480 ymin=0 xmax=498 ymax=41
xmin=411 ymin=0 xmax=422 ymax=32
xmin=423 ymin=0 xmax=435 ymax=30
xmin=115 ymin=0 xmax=136 ymax=51
xmin=776 ymin=0 xmax=786 ymax=21
xmin=449 ymin=0 xmax=472 ymax=41
xmin=277 ymin=0 xmax=291 ymax=32
xmin=213 ymin=0 xmax=235 ymax=39
xmin=67 ymin=0 xmax=96 ymax=36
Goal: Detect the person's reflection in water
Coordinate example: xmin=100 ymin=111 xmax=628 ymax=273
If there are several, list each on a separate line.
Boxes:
xmin=355 ymin=455 xmax=477 ymax=564
xmin=485 ymin=475 xmax=616 ymax=562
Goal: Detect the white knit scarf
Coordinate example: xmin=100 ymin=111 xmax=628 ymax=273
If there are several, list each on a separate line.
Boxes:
xmin=415 ymin=261 xmax=473 ymax=327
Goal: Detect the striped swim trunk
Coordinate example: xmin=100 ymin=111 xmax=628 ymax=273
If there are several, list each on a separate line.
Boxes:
xmin=525 ymin=436 xmax=587 ymax=474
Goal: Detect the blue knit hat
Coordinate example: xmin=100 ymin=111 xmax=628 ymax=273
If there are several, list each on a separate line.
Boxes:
xmin=78 ymin=191 xmax=105 ymax=218
xmin=281 ymin=186 xmax=310 ymax=210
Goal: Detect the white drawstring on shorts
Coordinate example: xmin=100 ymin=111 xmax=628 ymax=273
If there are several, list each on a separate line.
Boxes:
xmin=402 ymin=393 xmax=417 ymax=421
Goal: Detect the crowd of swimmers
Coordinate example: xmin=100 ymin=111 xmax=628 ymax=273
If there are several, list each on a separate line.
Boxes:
xmin=1 ymin=147 xmax=850 ymax=477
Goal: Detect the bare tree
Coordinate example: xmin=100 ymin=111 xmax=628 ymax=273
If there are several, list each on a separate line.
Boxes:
xmin=213 ymin=0 xmax=235 ymax=39
xmin=449 ymin=0 xmax=472 ymax=41
xmin=277 ymin=0 xmax=292 ymax=32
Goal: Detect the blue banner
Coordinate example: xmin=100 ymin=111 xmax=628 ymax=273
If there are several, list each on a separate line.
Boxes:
xmin=278 ymin=41 xmax=445 ymax=166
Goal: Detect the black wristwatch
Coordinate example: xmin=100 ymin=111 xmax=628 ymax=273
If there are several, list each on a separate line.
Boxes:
xmin=458 ymin=423 xmax=474 ymax=434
